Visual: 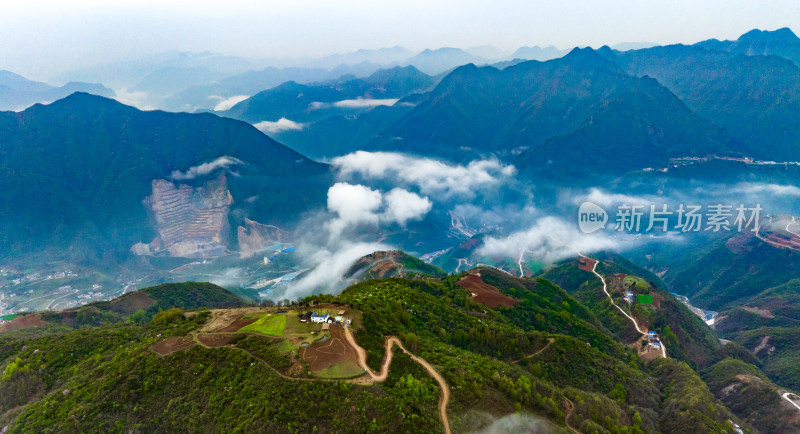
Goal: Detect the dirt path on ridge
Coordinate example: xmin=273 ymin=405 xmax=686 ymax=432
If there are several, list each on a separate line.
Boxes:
xmin=343 ymin=325 xmax=451 ymax=434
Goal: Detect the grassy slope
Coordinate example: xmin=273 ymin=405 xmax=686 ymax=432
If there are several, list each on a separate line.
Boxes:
xmin=240 ymin=313 xmax=287 ymax=336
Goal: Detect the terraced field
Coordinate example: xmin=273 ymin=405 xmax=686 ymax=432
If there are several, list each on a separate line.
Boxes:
xmin=240 ymin=313 xmax=287 ymax=336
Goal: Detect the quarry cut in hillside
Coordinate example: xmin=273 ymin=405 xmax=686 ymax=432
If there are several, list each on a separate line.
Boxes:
xmin=136 ymin=175 xmax=233 ymax=258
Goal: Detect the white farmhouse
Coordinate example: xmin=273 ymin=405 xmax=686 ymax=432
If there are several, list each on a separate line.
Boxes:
xmin=310 ymin=312 xmax=329 ymax=323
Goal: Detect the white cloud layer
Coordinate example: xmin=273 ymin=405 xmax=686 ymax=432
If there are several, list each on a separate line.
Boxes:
xmin=325 ymin=182 xmax=432 ymax=237
xmin=212 ymin=94 xmax=249 ymax=111
xmin=326 ymin=183 xmax=384 ymax=235
xmin=308 ymin=98 xmax=400 ymax=111
xmin=333 ymin=98 xmax=399 ymax=108
xmin=580 ymin=188 xmax=651 ymax=207
xmin=170 ymin=156 xmax=244 ymax=180
xmin=383 ymin=188 xmax=434 ymax=225
xmin=281 ymin=242 xmax=391 ymax=300
xmin=253 ymin=118 xmax=304 ymax=134
xmin=113 ymin=88 xmax=155 ymax=111
xmin=478 ymin=216 xmax=631 ymax=264
xmin=331 ymin=151 xmax=516 ymax=197
xmin=733 ymin=183 xmax=800 ymax=196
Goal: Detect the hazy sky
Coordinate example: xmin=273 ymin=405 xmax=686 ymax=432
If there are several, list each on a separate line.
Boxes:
xmin=2 ymin=0 xmax=799 ymax=81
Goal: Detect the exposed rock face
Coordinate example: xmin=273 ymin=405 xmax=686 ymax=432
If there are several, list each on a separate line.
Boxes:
xmin=143 ymin=175 xmax=233 ymax=258
xmin=237 ymin=218 xmax=290 ymax=258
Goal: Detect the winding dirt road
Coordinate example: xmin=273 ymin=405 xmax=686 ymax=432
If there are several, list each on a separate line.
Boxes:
xmin=580 ymin=254 xmax=667 ymax=358
xmin=563 ymin=398 xmax=579 ymax=434
xmin=783 ymin=392 xmax=800 ymax=412
xmin=343 ymin=326 xmax=451 ymax=434
xmin=512 ymin=338 xmax=555 ymax=364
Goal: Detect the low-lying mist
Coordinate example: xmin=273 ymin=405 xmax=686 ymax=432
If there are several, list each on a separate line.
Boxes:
xmin=263 ymin=151 xmax=800 ymax=300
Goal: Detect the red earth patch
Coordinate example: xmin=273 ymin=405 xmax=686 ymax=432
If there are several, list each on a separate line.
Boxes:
xmin=0 ymin=314 xmax=46 ymax=332
xmin=457 ymin=274 xmax=521 ymax=308
xmin=197 ymin=333 xmax=236 ymax=347
xmin=577 ymin=258 xmax=597 ymax=272
xmin=218 ymin=316 xmax=258 ymax=332
xmin=300 ymin=325 xmax=360 ymax=372
xmin=150 ymin=336 xmax=197 ymax=355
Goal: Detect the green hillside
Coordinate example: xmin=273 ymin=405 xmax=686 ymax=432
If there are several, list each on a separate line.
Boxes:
xmin=608 ymin=42 xmax=800 ymax=161
xmin=702 ymin=358 xmax=800 ymax=433
xmin=540 ymin=256 xmax=721 ymax=369
xmin=0 ymin=269 xmax=752 ymax=432
xmin=643 ymin=232 xmax=800 ymax=310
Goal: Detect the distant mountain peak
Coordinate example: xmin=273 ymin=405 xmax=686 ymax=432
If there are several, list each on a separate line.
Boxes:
xmin=416 ymin=47 xmax=471 ymax=56
xmin=695 ymin=27 xmax=800 ymax=67
xmin=559 ymin=47 xmax=621 ymax=71
xmin=511 ymin=45 xmax=565 ymax=61
xmin=365 ymin=65 xmax=430 ymax=82
xmin=406 ymin=47 xmax=484 ymax=75
xmin=739 ymin=27 xmax=798 ymax=42
xmin=53 ymin=91 xmax=123 ymax=107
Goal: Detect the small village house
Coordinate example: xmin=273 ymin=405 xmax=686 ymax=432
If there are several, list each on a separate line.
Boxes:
xmin=310 ymin=312 xmax=330 ymax=323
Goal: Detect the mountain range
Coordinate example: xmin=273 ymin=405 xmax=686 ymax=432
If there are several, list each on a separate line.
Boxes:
xmin=697 ymin=27 xmax=800 ymax=67
xmin=220 ymin=28 xmax=800 ymax=182
xmin=343 ymin=48 xmax=738 ymax=178
xmin=605 ymin=40 xmax=800 ymax=162
xmin=0 ymin=70 xmax=115 ymax=111
xmin=0 ymin=93 xmax=329 ymax=264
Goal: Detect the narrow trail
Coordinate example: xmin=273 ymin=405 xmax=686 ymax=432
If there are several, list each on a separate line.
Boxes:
xmin=579 ymin=253 xmax=667 ymax=358
xmin=197 ymin=336 xmax=317 ymax=382
xmin=783 ymin=392 xmax=800 ymax=412
xmin=343 ymin=326 xmax=451 ymax=434
xmin=512 ymin=338 xmax=555 ymax=364
xmin=475 ymin=263 xmax=514 ymax=276
xmin=563 ymin=398 xmax=579 ymax=434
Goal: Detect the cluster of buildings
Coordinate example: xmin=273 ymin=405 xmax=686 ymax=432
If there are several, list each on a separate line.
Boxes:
xmin=299 ymin=309 xmax=352 ymax=329
xmin=51 ymin=270 xmax=77 ymax=279
xmin=647 ymin=331 xmax=661 ymax=349
xmin=8 ymin=269 xmax=79 ymax=286
xmin=11 ymin=272 xmax=41 ymax=286
xmin=624 ymin=290 xmax=635 ymax=303
xmin=78 ymin=291 xmax=104 ymax=301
